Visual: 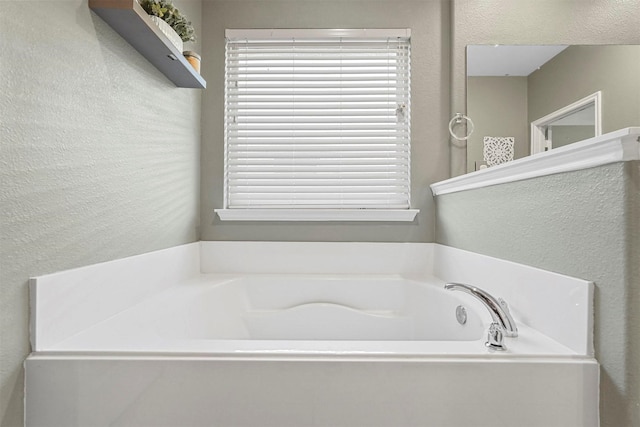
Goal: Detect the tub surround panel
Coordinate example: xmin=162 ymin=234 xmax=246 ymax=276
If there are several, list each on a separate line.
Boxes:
xmin=199 ymin=241 xmax=434 ymax=276
xmin=434 ymin=245 xmax=594 ymax=356
xmin=30 ymin=241 xmax=593 ymax=357
xmin=29 ymin=243 xmax=200 ymax=352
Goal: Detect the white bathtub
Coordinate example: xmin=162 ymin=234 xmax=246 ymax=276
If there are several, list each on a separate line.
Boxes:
xmin=47 ymin=274 xmax=575 ymax=357
xmin=26 ymin=242 xmax=599 ymax=427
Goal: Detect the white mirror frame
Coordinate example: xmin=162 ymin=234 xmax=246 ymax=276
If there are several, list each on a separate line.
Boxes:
xmin=530 ymin=91 xmax=602 ymax=155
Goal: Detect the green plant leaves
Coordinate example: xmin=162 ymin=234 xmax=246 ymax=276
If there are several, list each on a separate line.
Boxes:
xmin=139 ymin=0 xmax=196 ymax=42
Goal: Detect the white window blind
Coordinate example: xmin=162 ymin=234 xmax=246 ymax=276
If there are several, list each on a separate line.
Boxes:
xmin=223 ymin=30 xmax=411 ymax=213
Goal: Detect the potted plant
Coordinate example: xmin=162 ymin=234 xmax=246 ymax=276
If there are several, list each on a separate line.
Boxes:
xmin=139 ymin=0 xmax=196 ymax=53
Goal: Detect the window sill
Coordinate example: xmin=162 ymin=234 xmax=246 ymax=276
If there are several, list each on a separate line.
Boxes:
xmin=215 ymin=209 xmax=419 ymax=222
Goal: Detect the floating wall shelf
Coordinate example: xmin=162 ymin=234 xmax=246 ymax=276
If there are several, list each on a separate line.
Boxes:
xmin=89 ymin=0 xmax=206 ymax=89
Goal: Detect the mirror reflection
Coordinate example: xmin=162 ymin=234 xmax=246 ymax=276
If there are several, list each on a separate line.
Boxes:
xmin=544 ymin=104 xmax=596 ymax=148
xmin=466 ymin=44 xmax=640 ymax=173
xmin=530 ymin=91 xmax=601 ymax=154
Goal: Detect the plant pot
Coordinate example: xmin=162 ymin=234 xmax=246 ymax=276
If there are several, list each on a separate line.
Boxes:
xmin=149 ymin=16 xmax=183 ymax=53
xmin=183 ymin=51 xmax=201 ymax=73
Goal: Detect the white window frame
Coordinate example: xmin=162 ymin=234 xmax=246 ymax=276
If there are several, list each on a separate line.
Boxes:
xmin=215 ymin=28 xmax=418 ymax=222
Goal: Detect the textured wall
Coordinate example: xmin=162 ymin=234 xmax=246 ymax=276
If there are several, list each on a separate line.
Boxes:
xmin=0 ymin=1 xmax=202 ymax=425
xmin=435 ymin=162 xmax=640 ymax=426
xmin=200 ymin=0 xmax=450 ymax=243
xmin=451 ymin=0 xmax=640 ymax=177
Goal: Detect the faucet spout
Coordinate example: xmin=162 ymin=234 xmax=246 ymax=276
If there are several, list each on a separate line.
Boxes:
xmin=445 ymin=282 xmax=518 ymax=337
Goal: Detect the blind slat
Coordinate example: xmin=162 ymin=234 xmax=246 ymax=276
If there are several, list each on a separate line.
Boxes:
xmin=226 ymin=105 xmax=406 ymax=111
xmin=228 ymin=151 xmax=409 ymax=157
xmin=232 ymin=117 xmax=399 ymax=123
xmin=229 ymin=142 xmax=408 ymax=148
xmin=231 ymin=84 xmax=408 ymax=89
xmin=227 ymin=69 xmax=407 ymax=75
xmin=229 ymin=123 xmax=406 ymax=129
xmin=229 ymin=181 xmax=410 ymax=186
xmin=227 ymin=110 xmax=399 ymax=116
xmin=228 ymin=76 xmax=407 ymax=82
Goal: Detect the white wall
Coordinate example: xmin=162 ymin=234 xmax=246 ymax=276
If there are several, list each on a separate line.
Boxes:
xmin=0 ymin=1 xmax=202 ymax=425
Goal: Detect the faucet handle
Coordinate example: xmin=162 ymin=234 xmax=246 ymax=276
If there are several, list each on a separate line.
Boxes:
xmin=498 ymin=298 xmax=511 ymax=312
xmin=485 ymin=322 xmax=507 ymax=351
xmin=498 ymin=298 xmax=518 ymax=337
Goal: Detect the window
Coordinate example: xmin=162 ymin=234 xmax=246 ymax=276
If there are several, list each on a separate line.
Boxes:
xmin=216 ymin=29 xmax=417 ymax=221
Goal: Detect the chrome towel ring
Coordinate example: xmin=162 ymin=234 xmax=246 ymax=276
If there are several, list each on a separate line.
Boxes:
xmin=448 ymin=113 xmax=474 ymax=141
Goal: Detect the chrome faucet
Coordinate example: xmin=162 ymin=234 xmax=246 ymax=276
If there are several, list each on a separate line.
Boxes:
xmin=445 ymin=282 xmax=518 ymax=351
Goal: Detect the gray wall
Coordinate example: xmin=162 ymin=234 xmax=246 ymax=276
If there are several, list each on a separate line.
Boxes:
xmin=466 ymin=77 xmax=528 ymax=173
xmin=199 ymin=0 xmax=451 ymax=243
xmin=0 ymin=1 xmax=202 ymax=425
xmin=435 ymin=162 xmax=640 ymax=426
xmin=528 ymin=45 xmax=640 ymax=135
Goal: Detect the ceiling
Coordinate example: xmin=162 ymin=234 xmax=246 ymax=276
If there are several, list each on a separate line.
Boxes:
xmin=467 ymin=45 xmax=569 ymax=77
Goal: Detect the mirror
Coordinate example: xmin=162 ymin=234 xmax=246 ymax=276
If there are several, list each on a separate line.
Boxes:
xmin=465 ymin=44 xmax=640 ymax=173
